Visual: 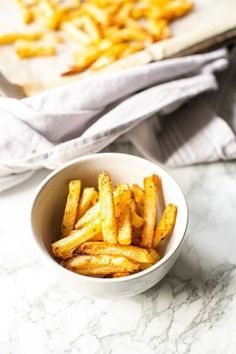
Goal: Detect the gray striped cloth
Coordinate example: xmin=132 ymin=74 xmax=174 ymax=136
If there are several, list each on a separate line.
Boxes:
xmin=0 ymin=47 xmax=235 ymax=192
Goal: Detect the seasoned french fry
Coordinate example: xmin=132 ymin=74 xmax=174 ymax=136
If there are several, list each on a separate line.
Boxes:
xmin=98 ymin=171 xmax=117 ymax=244
xmin=113 ymin=184 xmax=130 ymax=217
xmin=15 ymin=40 xmax=56 ymax=58
xmin=76 ymin=187 xmax=98 ymax=220
xmin=152 ymin=204 xmax=177 ymax=248
xmin=61 ymin=180 xmax=81 ymax=237
xmin=141 ymin=174 xmax=158 ymax=248
xmin=52 ymin=217 xmax=101 ymax=258
xmin=130 ymin=198 xmax=144 ymax=228
xmin=77 ymin=242 xmax=154 ymax=264
xmin=0 ymin=32 xmax=43 ymax=45
xmin=62 ymin=254 xmax=139 ymax=275
xmin=117 ymin=202 xmax=132 ymax=245
xmin=75 ymin=202 xmax=100 ymax=229
xmin=133 ymin=184 xmax=144 ymax=215
xmin=75 ymin=186 xmax=130 ymax=229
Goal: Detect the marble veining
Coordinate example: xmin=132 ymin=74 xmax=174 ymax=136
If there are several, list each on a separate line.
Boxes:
xmin=1 ymin=143 xmax=236 ymax=354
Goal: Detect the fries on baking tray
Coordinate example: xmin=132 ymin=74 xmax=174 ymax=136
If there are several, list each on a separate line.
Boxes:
xmin=0 ymin=0 xmax=193 ymax=73
xmin=51 ymin=171 xmax=177 ymax=278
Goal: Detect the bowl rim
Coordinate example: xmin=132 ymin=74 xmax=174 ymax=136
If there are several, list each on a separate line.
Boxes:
xmin=30 ymin=152 xmax=188 ymax=283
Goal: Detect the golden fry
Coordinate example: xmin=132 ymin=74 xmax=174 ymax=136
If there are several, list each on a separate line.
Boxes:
xmin=77 ymin=242 xmax=154 ymax=264
xmin=82 ymin=3 xmax=111 ymax=26
xmin=98 ymin=171 xmax=117 ymax=244
xmin=16 ymin=0 xmax=34 ymax=24
xmin=81 ymin=15 xmax=101 ymax=41
xmin=0 ymin=32 xmax=42 ymax=45
xmin=75 ymin=202 xmax=100 ymax=229
xmin=141 ymin=174 xmax=158 ymax=248
xmin=120 ymin=42 xmax=145 ymax=58
xmin=62 ymin=22 xmax=92 ymax=44
xmin=133 ymin=184 xmax=144 ymax=215
xmin=147 ymin=18 xmax=172 ymax=41
xmin=130 ymin=198 xmax=144 ymax=228
xmin=15 ymin=40 xmax=56 ymax=58
xmin=152 ymin=203 xmax=177 ymax=248
xmin=76 ymin=187 xmax=98 ymax=220
xmin=52 ymin=217 xmax=101 ymax=259
xmin=113 ymin=184 xmax=130 ymax=217
xmin=62 ymin=254 xmax=139 ymax=275
xmin=75 ymin=186 xmax=130 ymax=229
xmin=117 ymin=202 xmax=132 ymax=245
xmin=61 ymin=180 xmax=81 ymax=237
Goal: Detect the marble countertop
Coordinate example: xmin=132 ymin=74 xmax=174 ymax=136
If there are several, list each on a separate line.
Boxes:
xmin=1 ymin=143 xmax=236 ymax=354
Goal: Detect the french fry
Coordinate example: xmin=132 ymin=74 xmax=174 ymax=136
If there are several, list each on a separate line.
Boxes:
xmin=147 ymin=18 xmax=172 ymax=41
xmin=161 ymin=0 xmax=193 ymax=21
xmin=61 ymin=22 xmax=92 ymax=45
xmin=76 ymin=187 xmax=98 ymax=220
xmin=77 ymin=242 xmax=154 ymax=264
xmin=91 ymin=42 xmax=130 ymax=69
xmin=16 ymin=0 xmax=34 ymax=24
xmin=37 ymin=0 xmax=62 ymax=30
xmin=61 ymin=180 xmax=81 ymax=237
xmin=15 ymin=40 xmax=56 ymax=58
xmin=82 ymin=3 xmax=111 ymax=26
xmin=120 ymin=42 xmax=145 ymax=58
xmin=52 ymin=217 xmax=101 ymax=258
xmin=81 ymin=15 xmax=101 ymax=41
xmin=117 ymin=202 xmax=132 ymax=245
xmin=133 ymin=184 xmax=144 ymax=215
xmin=98 ymin=171 xmax=117 ymax=244
xmin=75 ymin=186 xmax=130 ymax=229
xmin=75 ymin=202 xmax=100 ymax=229
xmin=152 ymin=204 xmax=177 ymax=248
xmin=114 ymin=3 xmax=133 ymax=25
xmin=130 ymin=198 xmax=144 ymax=228
xmin=141 ymin=174 xmax=158 ymax=248
xmin=105 ymin=27 xmax=148 ymax=42
xmin=0 ymin=32 xmax=43 ymax=45
xmin=113 ymin=184 xmax=130 ymax=217
xmin=61 ymin=254 xmax=139 ymax=275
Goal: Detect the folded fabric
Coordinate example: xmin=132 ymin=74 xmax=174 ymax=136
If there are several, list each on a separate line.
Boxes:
xmin=0 ymin=48 xmax=232 ymax=192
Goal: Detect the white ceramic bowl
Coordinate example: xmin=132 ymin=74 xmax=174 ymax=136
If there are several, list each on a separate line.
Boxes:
xmin=31 ymin=153 xmax=188 ymax=297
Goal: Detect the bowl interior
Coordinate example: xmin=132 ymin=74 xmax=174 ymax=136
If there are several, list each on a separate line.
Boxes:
xmin=32 ymin=153 xmax=188 ymax=267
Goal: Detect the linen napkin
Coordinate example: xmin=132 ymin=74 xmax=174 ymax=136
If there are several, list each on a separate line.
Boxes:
xmin=0 ymin=48 xmax=233 ymax=192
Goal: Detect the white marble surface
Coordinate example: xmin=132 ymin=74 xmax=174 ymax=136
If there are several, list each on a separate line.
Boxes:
xmin=1 ymin=143 xmax=236 ymax=354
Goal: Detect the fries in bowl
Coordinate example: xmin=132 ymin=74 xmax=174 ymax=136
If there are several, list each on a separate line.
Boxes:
xmin=51 ymin=170 xmax=177 ymax=278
